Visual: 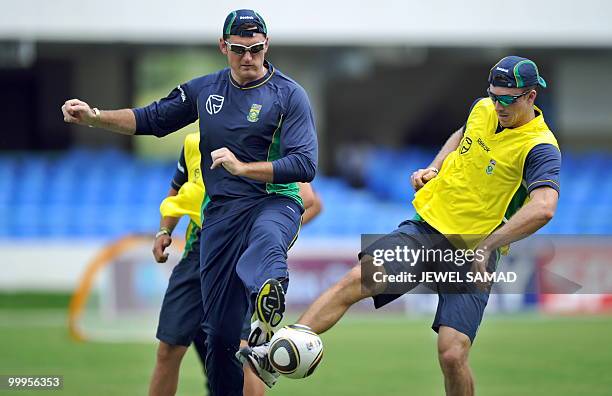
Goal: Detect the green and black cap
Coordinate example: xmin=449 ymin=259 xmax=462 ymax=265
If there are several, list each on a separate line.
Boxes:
xmin=488 ymin=56 xmax=547 ymax=88
xmin=223 ymin=9 xmax=267 ymax=38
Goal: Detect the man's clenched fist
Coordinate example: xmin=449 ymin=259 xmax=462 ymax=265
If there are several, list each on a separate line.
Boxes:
xmin=152 ymin=234 xmax=172 ymax=263
xmin=410 ymin=168 xmax=438 ymax=192
xmin=210 ymin=147 xmax=246 ymax=176
xmin=61 ymin=99 xmax=96 ymax=126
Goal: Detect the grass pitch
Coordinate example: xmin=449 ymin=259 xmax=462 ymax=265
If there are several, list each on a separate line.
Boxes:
xmin=0 ymin=310 xmax=611 ymax=395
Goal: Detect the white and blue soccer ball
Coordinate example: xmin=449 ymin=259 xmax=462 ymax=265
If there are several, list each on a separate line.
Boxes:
xmin=268 ymin=325 xmax=324 ymax=379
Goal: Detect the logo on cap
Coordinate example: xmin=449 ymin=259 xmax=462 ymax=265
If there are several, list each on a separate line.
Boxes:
xmin=206 ymin=94 xmax=224 ymax=115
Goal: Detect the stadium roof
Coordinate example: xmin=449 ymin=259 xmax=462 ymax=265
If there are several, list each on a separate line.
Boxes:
xmin=2 ymin=0 xmax=612 ymax=47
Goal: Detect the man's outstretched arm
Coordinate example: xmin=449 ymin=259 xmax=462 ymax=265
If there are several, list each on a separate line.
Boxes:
xmin=62 ymin=82 xmax=198 ymax=137
xmin=61 ymin=99 xmax=136 ymax=135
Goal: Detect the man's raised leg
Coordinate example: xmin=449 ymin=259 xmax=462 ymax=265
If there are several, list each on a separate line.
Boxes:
xmin=240 ymin=226 xmax=426 ymax=387
xmin=437 ymin=326 xmax=474 ymax=396
xmin=298 ymin=258 xmax=384 ymax=334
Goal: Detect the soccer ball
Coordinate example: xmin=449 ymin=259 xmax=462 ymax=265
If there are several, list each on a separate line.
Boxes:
xmin=268 ymin=324 xmax=324 ymax=379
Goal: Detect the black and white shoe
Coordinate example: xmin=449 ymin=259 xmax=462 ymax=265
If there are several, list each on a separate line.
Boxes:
xmin=236 ymin=344 xmax=279 ymax=388
xmin=250 ymin=278 xmax=285 ymax=346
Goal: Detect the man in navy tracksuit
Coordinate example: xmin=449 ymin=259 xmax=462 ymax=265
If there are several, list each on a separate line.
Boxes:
xmin=61 ymin=9 xmax=317 ymax=395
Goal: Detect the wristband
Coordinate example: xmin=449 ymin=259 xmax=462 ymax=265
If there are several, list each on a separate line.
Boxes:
xmin=88 ymin=108 xmax=101 ymax=128
xmin=155 ymin=228 xmax=171 ymax=238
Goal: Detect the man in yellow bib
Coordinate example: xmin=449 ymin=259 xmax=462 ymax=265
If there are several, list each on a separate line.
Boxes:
xmin=148 ymin=132 xmax=321 ymax=396
xmin=245 ymin=56 xmax=561 ymax=395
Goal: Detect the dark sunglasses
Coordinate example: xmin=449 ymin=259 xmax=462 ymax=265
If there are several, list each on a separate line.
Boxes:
xmin=487 ymin=88 xmax=532 ymax=107
xmin=224 ymin=40 xmax=266 ymax=55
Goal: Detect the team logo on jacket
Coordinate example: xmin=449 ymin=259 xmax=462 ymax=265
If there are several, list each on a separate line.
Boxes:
xmin=486 ymin=159 xmax=497 ymax=175
xmin=205 ymin=94 xmax=224 ymax=115
xmin=247 ymin=104 xmax=262 ymax=122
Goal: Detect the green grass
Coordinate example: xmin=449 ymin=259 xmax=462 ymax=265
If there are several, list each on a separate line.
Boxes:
xmin=0 ymin=292 xmax=71 ymax=310
xmin=1 ymin=311 xmax=611 ymax=395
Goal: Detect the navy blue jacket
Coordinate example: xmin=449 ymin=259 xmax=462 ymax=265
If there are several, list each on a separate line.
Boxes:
xmin=133 ymin=61 xmax=317 ymax=207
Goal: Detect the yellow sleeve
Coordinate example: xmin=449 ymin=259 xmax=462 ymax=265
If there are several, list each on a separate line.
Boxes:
xmin=159 ymin=181 xmax=204 ymax=226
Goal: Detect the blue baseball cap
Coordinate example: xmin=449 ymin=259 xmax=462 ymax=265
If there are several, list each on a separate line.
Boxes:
xmin=488 ymin=56 xmax=547 ymax=89
xmin=223 ymin=9 xmax=267 ymax=38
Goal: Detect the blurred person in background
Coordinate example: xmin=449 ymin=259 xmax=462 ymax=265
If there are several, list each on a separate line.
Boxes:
xmin=151 ymin=133 xmax=321 ymax=396
xmin=61 ymin=9 xmax=318 ymax=395
xmin=242 ymin=56 xmax=561 ymax=396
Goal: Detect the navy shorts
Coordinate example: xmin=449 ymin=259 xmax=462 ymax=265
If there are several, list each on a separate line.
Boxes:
xmin=156 ymin=227 xmax=255 ymax=346
xmin=361 ymin=219 xmax=499 ymax=343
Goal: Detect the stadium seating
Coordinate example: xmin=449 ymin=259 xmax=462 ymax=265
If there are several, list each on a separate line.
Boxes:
xmin=0 ymin=147 xmax=610 ymax=239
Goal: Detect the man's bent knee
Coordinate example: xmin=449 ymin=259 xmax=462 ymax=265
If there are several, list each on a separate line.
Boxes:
xmin=156 ymin=341 xmax=187 ymax=364
xmin=437 ymin=327 xmax=471 ymax=372
xmin=439 ymin=346 xmax=468 ymax=372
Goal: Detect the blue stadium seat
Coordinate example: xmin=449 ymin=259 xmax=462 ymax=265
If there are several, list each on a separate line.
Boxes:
xmin=2 ymin=147 xmax=612 ymax=238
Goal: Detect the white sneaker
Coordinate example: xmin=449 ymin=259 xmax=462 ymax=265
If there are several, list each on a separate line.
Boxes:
xmin=247 ymin=319 xmax=272 ymax=347
xmin=236 ymin=344 xmax=279 ymax=388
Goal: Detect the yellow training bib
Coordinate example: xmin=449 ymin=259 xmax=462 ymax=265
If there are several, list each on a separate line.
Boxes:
xmin=413 ymin=98 xmax=559 ymax=248
xmin=159 ymin=132 xmax=206 ymax=226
